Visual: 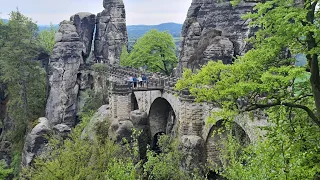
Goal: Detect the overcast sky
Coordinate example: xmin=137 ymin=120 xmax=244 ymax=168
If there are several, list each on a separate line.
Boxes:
xmin=0 ymin=0 xmax=192 ymax=25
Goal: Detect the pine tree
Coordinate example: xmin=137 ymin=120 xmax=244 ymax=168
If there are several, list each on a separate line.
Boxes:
xmin=0 ymin=10 xmax=46 ymax=176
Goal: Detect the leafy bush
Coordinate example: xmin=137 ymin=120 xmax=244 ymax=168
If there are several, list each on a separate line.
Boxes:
xmin=81 ymin=90 xmax=108 ymax=113
xmin=143 ymin=135 xmax=203 ymax=180
xmin=92 ymin=63 xmax=108 ymax=73
xmin=21 ymin=112 xmax=137 ymax=180
xmin=0 ymin=160 xmax=13 ymax=179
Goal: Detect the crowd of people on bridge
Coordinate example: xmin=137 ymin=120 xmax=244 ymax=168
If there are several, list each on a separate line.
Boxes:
xmin=127 ymin=74 xmax=148 ymax=89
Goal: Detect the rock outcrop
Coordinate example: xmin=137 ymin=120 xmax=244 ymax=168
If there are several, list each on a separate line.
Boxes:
xmin=70 ymin=12 xmax=96 ymax=62
xmin=81 ymin=105 xmax=110 ymax=141
xmin=94 ymin=0 xmax=128 ymax=64
xmin=21 ymin=118 xmax=71 ymax=167
xmin=46 ymin=20 xmax=84 ymax=127
xmin=178 ymin=0 xmax=256 ymax=73
xmin=21 ymin=118 xmax=51 ymax=166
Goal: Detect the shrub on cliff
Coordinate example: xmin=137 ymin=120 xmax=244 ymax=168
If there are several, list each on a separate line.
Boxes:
xmin=22 ymin=112 xmax=138 ymax=179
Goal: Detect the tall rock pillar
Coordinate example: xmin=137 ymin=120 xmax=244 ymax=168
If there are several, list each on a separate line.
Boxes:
xmin=46 ymin=13 xmax=96 ymax=127
xmin=94 ymin=0 xmax=128 ymax=64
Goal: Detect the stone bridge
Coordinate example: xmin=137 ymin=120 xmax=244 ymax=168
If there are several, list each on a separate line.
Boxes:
xmin=105 ymin=63 xmax=267 ymax=168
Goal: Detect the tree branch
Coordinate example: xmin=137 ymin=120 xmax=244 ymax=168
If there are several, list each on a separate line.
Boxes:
xmin=155 ymin=64 xmax=166 ymax=74
xmin=245 ymin=101 xmax=320 ymax=127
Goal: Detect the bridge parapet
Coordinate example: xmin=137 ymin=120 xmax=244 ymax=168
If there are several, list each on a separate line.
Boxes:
xmin=98 ymin=63 xmax=179 ymax=93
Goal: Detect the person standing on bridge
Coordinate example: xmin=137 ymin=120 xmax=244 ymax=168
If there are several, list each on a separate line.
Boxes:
xmin=128 ymin=75 xmax=133 ymax=89
xmin=133 ymin=76 xmax=137 ymax=89
xmin=138 ymin=75 xmax=143 ymax=88
xmin=142 ymin=74 xmax=147 ymax=87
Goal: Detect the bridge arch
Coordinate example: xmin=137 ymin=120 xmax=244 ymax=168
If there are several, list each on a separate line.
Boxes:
xmin=148 ymin=97 xmax=176 ymax=143
xmin=130 ymin=93 xmax=139 ymax=111
xmin=205 ymin=120 xmax=250 ymax=169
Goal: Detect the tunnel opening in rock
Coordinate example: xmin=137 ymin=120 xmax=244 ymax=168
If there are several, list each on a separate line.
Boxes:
xmin=131 ymin=93 xmax=139 ymax=111
xmin=148 ymin=98 xmax=176 ymax=147
xmin=205 ymin=120 xmax=250 ymax=174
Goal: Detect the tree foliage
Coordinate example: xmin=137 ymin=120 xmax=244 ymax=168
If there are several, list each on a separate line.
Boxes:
xmin=176 ymin=0 xmax=320 ymax=178
xmin=38 ymin=24 xmax=57 ymax=54
xmin=0 ymin=10 xmax=46 ymax=139
xmin=121 ymin=29 xmax=178 ymax=75
xmin=22 ymin=112 xmax=136 ymax=180
xmin=0 ymin=10 xmax=47 ymax=177
xmin=0 ymin=160 xmax=13 ymax=179
xmin=143 ymin=135 xmax=203 ymax=180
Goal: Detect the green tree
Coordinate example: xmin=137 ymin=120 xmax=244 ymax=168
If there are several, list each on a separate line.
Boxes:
xmin=0 ymin=10 xmax=46 ymax=175
xmin=0 ymin=10 xmax=46 ymax=134
xmin=123 ymin=29 xmax=178 ymax=75
xmin=176 ymin=0 xmax=320 ymax=178
xmin=38 ymin=23 xmax=57 ymax=54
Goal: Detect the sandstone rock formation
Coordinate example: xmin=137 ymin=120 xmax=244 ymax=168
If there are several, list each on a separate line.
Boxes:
xmin=94 ymin=0 xmax=128 ymax=64
xmin=81 ymin=105 xmax=110 ymax=141
xmin=21 ymin=118 xmax=71 ymax=167
xmin=46 ymin=20 xmax=84 ymax=127
xmin=46 ymin=12 xmax=98 ymax=127
xmin=110 ymin=118 xmax=133 ymax=142
xmin=53 ymin=124 xmax=72 ymax=139
xmin=21 ymin=117 xmax=51 ymax=166
xmin=178 ymin=0 xmax=256 ymax=73
xmin=71 ymin=13 xmax=96 ymax=62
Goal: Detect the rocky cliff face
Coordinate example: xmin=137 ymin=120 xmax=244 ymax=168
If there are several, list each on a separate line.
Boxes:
xmin=71 ymin=12 xmax=96 ymax=63
xmin=46 ymin=13 xmax=96 ymax=127
xmin=94 ymin=0 xmax=128 ymax=64
xmin=178 ymin=0 xmax=256 ymax=72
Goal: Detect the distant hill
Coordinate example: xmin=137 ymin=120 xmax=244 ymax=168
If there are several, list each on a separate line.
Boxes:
xmin=2 ymin=19 xmax=182 ymax=50
xmin=2 ymin=19 xmax=182 ymax=38
xmin=127 ymin=22 xmax=182 ymax=50
xmin=127 ymin=22 xmax=182 ymax=39
xmin=38 ymin=24 xmax=59 ymax=31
